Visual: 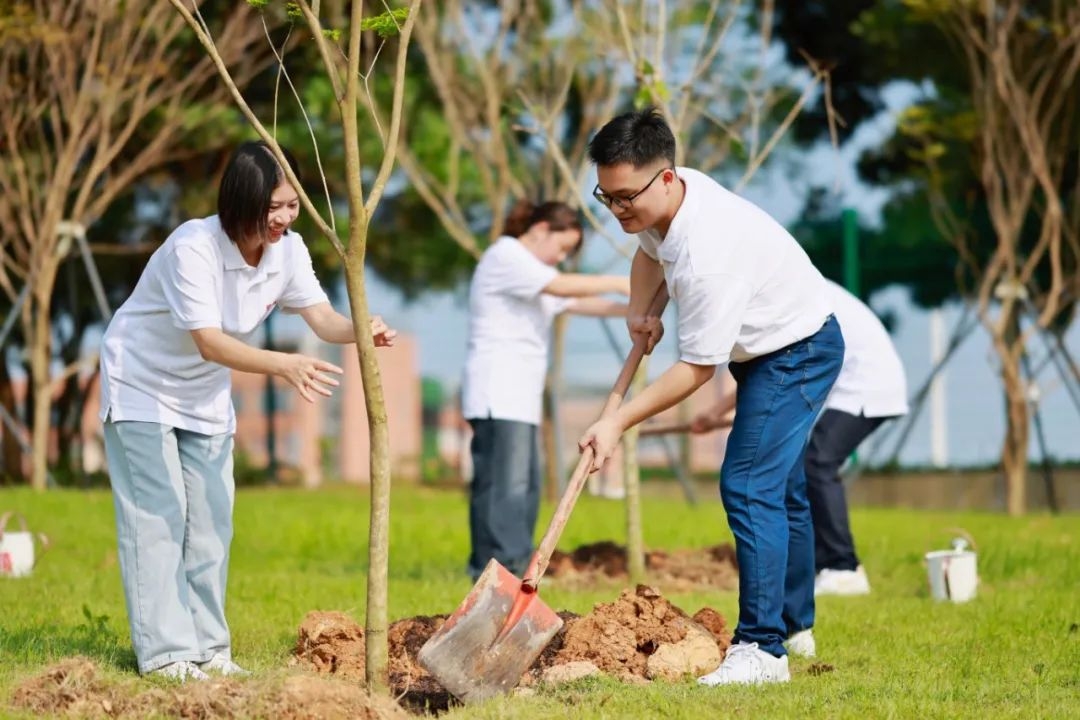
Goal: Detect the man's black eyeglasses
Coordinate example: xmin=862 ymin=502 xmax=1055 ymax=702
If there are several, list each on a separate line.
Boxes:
xmin=592 ymin=167 xmax=672 ymax=210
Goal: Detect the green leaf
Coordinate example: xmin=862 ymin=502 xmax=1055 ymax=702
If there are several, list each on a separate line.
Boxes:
xmin=360 ymin=8 xmax=410 ymax=38
xmin=633 ymin=85 xmax=652 ymax=109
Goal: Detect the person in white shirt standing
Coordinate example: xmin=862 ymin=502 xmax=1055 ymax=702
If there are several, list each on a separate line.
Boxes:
xmin=692 ymin=279 xmax=909 ymax=599
xmin=99 ymin=141 xmax=395 ymax=682
xmin=462 ymin=200 xmax=629 ymax=582
xmin=578 ymin=108 xmax=844 ymax=685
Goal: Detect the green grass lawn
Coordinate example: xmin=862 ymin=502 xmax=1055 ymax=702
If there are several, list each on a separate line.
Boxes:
xmin=1 ymin=483 xmax=1078 ymax=719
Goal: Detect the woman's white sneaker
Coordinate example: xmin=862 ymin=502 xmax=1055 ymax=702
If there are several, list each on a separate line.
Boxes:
xmin=150 ymin=661 xmax=210 ymax=682
xmin=785 ymin=629 xmax=816 ymax=658
xmin=697 ymin=642 xmax=791 ymax=686
xmin=814 ymin=566 xmax=871 ymax=596
xmin=199 ymin=653 xmax=251 ymax=677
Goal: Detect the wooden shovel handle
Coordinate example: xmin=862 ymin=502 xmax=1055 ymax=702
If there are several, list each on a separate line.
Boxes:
xmin=522 ymin=283 xmax=670 ymax=588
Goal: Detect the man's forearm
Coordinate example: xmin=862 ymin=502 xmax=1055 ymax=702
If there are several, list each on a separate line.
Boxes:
xmin=628 ymin=248 xmax=665 ymax=318
xmin=614 ymin=361 xmax=716 ymax=431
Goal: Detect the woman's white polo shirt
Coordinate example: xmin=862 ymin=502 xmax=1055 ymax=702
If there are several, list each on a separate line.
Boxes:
xmin=99 ymin=216 xmax=328 ymax=435
xmin=461 ymin=236 xmax=571 ymax=426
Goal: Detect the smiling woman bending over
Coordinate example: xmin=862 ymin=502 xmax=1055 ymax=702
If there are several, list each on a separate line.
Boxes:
xmin=98 ymin=141 xmax=395 ymax=682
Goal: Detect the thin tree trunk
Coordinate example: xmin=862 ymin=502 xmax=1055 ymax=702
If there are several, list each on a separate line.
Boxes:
xmin=343 ymin=254 xmax=391 ymax=693
xmin=623 ymin=361 xmax=648 ymax=584
xmin=29 ymin=299 xmax=52 ymax=492
xmin=995 ymin=304 xmax=1028 ymax=516
xmin=542 ymin=313 xmax=569 ymax=501
xmin=999 ymin=355 xmax=1029 ymax=516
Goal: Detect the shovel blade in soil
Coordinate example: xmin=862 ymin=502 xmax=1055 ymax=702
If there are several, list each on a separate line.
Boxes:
xmin=418 ymin=559 xmax=563 ymax=703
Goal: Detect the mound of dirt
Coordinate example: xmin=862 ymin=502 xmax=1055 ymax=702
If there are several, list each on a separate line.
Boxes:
xmin=293 ymin=588 xmax=730 ymax=705
xmin=543 ymin=585 xmax=727 ymax=681
xmin=9 ymin=657 xmax=409 ymax=720
xmin=546 ymin=541 xmax=739 ymax=591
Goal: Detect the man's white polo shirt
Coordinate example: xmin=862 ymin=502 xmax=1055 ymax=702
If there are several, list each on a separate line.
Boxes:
xmin=461 ymin=236 xmax=571 ymax=426
xmin=99 ymin=216 xmax=329 ymax=435
xmin=637 ymin=167 xmax=832 ymax=365
xmin=824 ymin=280 xmax=909 ymax=418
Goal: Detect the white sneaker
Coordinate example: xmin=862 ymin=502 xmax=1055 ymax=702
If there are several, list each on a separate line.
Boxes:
xmin=785 ymin=629 xmax=816 ymax=658
xmin=814 ymin=566 xmax=871 ymax=596
xmin=150 ymin=661 xmax=210 ymax=682
xmin=697 ymin=642 xmax=791 ymax=686
xmin=199 ymin=653 xmax=251 ymax=677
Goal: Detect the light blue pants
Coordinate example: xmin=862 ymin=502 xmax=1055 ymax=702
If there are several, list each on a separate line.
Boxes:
xmin=103 ymin=420 xmax=235 ymax=674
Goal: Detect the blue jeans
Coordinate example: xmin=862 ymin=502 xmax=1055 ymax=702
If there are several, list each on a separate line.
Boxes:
xmin=104 ymin=420 xmax=235 ymax=673
xmin=466 ymin=418 xmax=541 ymax=580
xmin=721 ymin=316 xmax=844 ymax=657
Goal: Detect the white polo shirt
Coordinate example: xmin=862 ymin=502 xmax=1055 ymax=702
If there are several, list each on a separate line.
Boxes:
xmin=461 ymin=236 xmax=572 ymax=425
xmin=99 ymin=215 xmax=329 ymax=435
xmin=637 ymin=168 xmax=832 ymax=365
xmin=824 ymin=280 xmax=909 ymax=418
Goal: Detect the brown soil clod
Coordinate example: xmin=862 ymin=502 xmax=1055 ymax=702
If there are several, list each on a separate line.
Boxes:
xmin=292 ymin=610 xmax=367 ymax=680
xmin=691 ymin=607 xmax=733 ymax=655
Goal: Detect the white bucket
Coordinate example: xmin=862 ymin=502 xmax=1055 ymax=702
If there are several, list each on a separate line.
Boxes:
xmin=0 ymin=512 xmax=48 ymax=578
xmin=925 ymin=540 xmax=978 ymax=603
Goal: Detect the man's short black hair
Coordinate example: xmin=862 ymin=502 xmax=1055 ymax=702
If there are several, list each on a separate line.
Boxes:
xmin=218 ymin=141 xmax=301 ymax=244
xmin=587 ymin=107 xmax=677 ymax=168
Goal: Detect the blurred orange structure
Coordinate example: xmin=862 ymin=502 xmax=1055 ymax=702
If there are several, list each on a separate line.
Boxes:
xmin=5 ymin=333 xmax=423 ymax=487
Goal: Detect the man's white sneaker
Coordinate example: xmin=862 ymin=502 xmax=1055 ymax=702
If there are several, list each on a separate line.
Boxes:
xmin=150 ymin=661 xmax=210 ymax=682
xmin=785 ymin=629 xmax=816 ymax=658
xmin=697 ymin=642 xmax=791 ymax=686
xmin=814 ymin=566 xmax=871 ymax=596
xmin=199 ymin=653 xmax=251 ymax=677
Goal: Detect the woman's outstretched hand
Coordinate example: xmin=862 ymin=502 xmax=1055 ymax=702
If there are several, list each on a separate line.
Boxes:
xmin=279 ymin=354 xmax=344 ymax=403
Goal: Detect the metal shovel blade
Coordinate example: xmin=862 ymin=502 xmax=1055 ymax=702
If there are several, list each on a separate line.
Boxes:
xmin=417 ymin=559 xmax=563 ymax=703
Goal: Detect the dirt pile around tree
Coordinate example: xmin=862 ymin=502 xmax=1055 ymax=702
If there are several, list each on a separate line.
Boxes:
xmin=545 ymin=541 xmax=739 ymax=591
xmin=293 ymin=587 xmax=732 ymax=711
xmin=292 ymin=611 xmax=454 ymax=714
xmin=8 ymin=657 xmax=409 ymax=720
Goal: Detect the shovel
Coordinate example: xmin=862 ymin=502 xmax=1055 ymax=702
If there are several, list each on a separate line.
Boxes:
xmin=418 ymin=285 xmax=670 ymax=703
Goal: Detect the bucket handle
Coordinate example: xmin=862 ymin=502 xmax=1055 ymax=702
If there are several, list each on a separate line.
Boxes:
xmin=926 ymin=527 xmax=977 ymax=557
xmin=945 ymin=527 xmax=977 ymax=553
xmin=0 ymin=511 xmax=50 ymax=554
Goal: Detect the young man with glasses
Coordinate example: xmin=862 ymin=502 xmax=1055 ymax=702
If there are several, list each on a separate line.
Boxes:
xmin=578 ymin=107 xmax=845 ymax=685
